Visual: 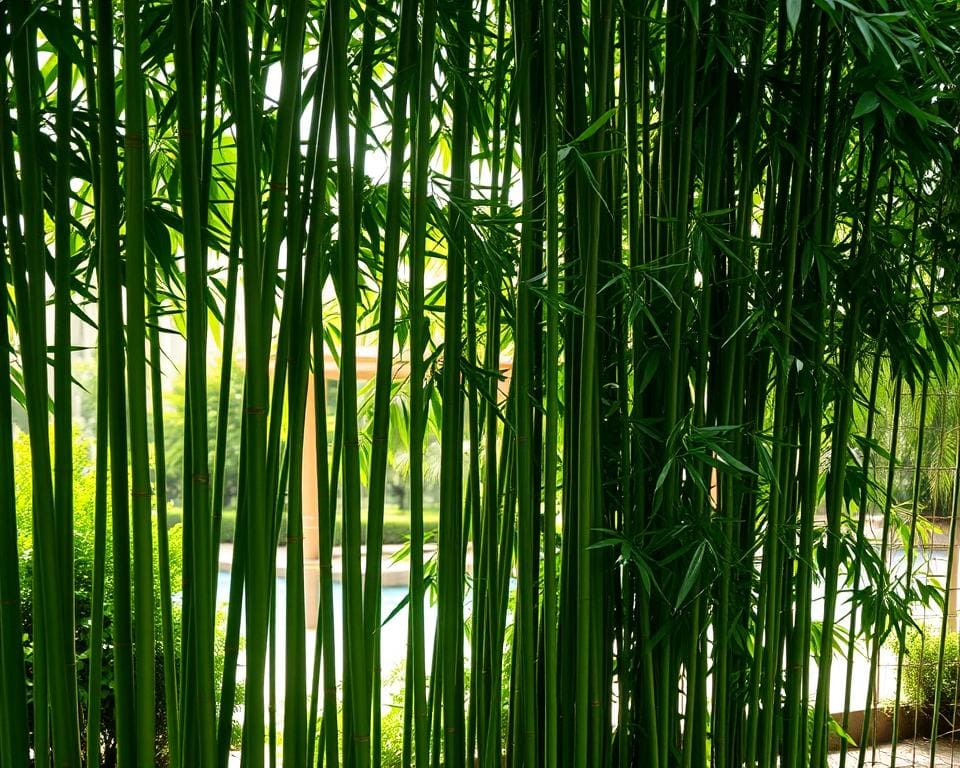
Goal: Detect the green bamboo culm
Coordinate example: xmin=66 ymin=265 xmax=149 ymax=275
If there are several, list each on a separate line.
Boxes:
xmin=228 ymin=0 xmax=272 ymax=760
xmin=511 ymin=2 xmax=542 ymax=765
xmin=92 ymin=0 xmax=139 ymax=759
xmin=148 ymin=240 xmax=182 ymax=768
xmin=122 ymin=0 xmax=157 ymax=762
xmin=541 ymin=0 xmax=560 ymax=763
xmin=52 ymin=0 xmax=77 ymax=698
xmin=437 ymin=4 xmax=472 ymax=766
xmin=405 ymin=1 xmax=437 ymax=764
xmin=172 ymin=0 xmax=217 ymax=762
xmin=3 ymin=4 xmax=83 ymax=764
xmin=85 ymin=288 xmax=112 ymax=768
xmin=330 ymin=0 xmax=371 ymax=763
xmin=362 ymin=0 xmax=417 ymax=755
xmin=0 ymin=22 xmax=29 ymax=760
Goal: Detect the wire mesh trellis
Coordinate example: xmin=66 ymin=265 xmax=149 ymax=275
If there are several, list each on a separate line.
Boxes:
xmin=826 ymin=388 xmax=960 ymax=768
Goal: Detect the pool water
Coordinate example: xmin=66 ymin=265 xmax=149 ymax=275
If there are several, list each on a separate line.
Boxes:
xmin=215 ymin=570 xmax=439 ymax=693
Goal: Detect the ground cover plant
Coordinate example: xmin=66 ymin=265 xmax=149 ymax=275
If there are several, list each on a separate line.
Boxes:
xmin=3 ymin=0 xmax=960 ymax=767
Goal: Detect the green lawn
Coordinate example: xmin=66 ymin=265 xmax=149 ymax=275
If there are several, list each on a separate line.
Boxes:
xmin=177 ymin=501 xmax=441 ymax=547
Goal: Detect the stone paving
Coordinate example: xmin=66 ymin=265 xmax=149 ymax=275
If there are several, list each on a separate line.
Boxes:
xmin=829 ymin=739 xmax=960 ymax=766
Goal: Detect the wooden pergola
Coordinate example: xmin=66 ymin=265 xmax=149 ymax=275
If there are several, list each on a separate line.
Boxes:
xmin=300 ymin=346 xmax=512 ymax=626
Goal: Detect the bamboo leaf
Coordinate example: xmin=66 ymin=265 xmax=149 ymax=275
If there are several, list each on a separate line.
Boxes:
xmin=674 ymin=541 xmax=706 ymax=612
xmin=570 ymin=106 xmax=617 ymax=145
xmin=787 ymin=0 xmax=801 ymax=32
xmin=854 ymin=15 xmax=875 ymax=52
xmin=852 ymin=91 xmax=879 ymax=119
xmin=36 ymin=10 xmax=85 ymax=68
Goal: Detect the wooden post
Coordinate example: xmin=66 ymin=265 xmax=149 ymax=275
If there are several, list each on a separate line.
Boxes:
xmin=303 ymin=373 xmax=321 ymax=630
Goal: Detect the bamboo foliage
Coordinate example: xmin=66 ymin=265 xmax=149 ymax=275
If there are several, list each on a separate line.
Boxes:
xmin=3 ymin=1 xmax=960 ymax=768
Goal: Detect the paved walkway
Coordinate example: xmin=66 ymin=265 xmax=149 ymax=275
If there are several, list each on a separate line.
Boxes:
xmin=830 ymin=739 xmax=960 ymax=766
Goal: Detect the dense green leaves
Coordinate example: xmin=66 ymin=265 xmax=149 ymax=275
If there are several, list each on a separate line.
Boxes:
xmin=3 ymin=1 xmax=960 ymax=767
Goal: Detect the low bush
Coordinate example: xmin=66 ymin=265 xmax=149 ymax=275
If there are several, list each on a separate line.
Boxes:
xmin=14 ymin=432 xmax=179 ymax=764
xmin=13 ymin=432 xmax=240 ymax=765
xmin=378 ymin=646 xmax=510 ymax=767
xmin=897 ymin=623 xmax=960 ymax=710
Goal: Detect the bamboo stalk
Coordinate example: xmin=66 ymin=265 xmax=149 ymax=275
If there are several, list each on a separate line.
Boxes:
xmin=406 ymin=2 xmax=437 ymax=764
xmin=329 ymin=1 xmax=370 ymax=764
xmin=0 ymin=66 xmax=29 ymax=766
xmin=122 ymin=1 xmax=157 ymax=761
xmin=362 ymin=4 xmax=417 ymax=761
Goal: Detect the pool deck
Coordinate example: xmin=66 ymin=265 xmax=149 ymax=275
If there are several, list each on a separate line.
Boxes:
xmin=829 ymin=739 xmax=960 ymax=766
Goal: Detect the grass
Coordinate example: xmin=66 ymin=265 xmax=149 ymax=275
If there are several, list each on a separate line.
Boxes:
xmin=167 ymin=502 xmax=440 ymax=547
xmin=368 ymin=503 xmax=441 ymax=546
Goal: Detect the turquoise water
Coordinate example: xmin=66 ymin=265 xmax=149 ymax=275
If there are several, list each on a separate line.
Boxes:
xmin=214 ymin=570 xmax=438 ymax=680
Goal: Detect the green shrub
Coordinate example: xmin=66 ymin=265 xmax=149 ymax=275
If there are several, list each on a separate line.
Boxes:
xmin=378 ymin=646 xmax=509 ymax=766
xmin=379 ymin=663 xmax=409 ymax=768
xmin=11 ymin=432 xmax=245 ymax=763
xmin=897 ymin=624 xmax=960 ymax=709
xmin=161 ymin=363 xmax=244 ymax=510
xmin=218 ymin=508 xmax=236 ymax=542
xmin=328 ymin=503 xmax=440 ymax=547
xmin=165 ymin=507 xmax=183 ymax=529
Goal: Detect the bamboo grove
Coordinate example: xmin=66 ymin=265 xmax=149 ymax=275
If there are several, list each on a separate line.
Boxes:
xmin=3 ymin=0 xmax=960 ymax=766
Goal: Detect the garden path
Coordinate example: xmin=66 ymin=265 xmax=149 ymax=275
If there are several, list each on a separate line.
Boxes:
xmin=829 ymin=738 xmax=960 ymax=766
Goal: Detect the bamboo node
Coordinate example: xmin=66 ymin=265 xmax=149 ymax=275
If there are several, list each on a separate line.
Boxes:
xmin=193 ymin=473 xmax=210 ymax=484
xmin=244 ymin=406 xmax=267 ymax=415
